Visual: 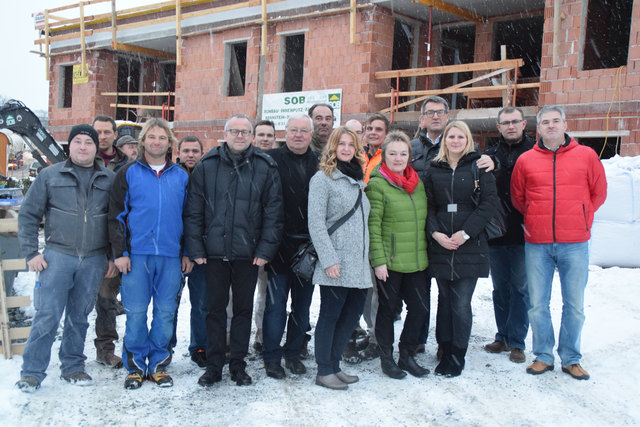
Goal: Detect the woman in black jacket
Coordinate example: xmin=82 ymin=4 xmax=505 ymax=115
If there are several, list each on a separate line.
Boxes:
xmin=424 ymin=121 xmax=498 ymax=377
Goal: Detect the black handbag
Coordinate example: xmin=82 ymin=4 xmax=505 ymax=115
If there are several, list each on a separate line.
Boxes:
xmin=471 ymin=162 xmax=507 ymax=240
xmin=290 ymin=189 xmax=363 ymax=281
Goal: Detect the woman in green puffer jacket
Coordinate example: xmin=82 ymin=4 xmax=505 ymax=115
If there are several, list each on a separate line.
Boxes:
xmin=366 ymin=131 xmax=430 ymax=380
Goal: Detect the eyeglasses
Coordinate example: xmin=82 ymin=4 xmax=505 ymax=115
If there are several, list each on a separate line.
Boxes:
xmin=227 ymin=129 xmax=251 ymax=136
xmin=287 ymin=128 xmax=311 ymax=135
xmin=498 ymin=119 xmax=524 ymax=126
xmin=423 ymin=109 xmax=448 ymax=118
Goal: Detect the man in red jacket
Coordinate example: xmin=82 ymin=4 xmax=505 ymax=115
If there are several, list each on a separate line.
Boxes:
xmin=511 ymin=106 xmax=607 ymax=380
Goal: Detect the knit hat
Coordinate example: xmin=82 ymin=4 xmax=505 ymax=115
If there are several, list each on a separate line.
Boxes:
xmin=116 ymin=135 xmax=138 ymax=148
xmin=68 ymin=124 xmax=99 ymax=150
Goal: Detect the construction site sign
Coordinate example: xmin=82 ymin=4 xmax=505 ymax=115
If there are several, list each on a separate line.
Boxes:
xmin=262 ymin=89 xmax=342 ymax=130
xmin=73 ymin=64 xmax=89 ymax=84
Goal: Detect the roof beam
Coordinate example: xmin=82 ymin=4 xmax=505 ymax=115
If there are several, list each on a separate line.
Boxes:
xmin=412 ymin=0 xmax=484 ymax=23
xmin=111 ymin=42 xmax=176 ymax=60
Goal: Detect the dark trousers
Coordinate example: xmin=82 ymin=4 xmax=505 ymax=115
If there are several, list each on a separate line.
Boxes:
xmin=375 ymin=269 xmax=429 ymax=352
xmin=262 ymin=271 xmax=314 ymax=363
xmin=94 ymin=275 xmax=121 ymax=357
xmin=315 ymin=286 xmax=367 ymax=376
xmin=436 ymin=277 xmax=478 ymax=349
xmin=418 ymin=274 xmax=433 ymax=345
xmin=171 ymin=263 xmax=208 ymax=355
xmin=489 ymin=245 xmax=529 ymax=349
xmin=205 ymin=260 xmax=258 ymax=373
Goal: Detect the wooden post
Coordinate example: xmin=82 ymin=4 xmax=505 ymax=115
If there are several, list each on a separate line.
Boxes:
xmin=553 ymin=0 xmax=561 ymax=67
xmin=45 ymin=10 xmax=50 ymax=81
xmin=80 ymin=2 xmax=87 ymax=77
xmin=176 ymin=0 xmax=182 ymax=66
xmin=111 ymin=0 xmax=117 ymax=46
xmin=350 ymin=0 xmax=356 ymax=44
xmin=501 ymin=45 xmax=508 ymax=106
xmin=261 ymin=0 xmax=267 ymax=55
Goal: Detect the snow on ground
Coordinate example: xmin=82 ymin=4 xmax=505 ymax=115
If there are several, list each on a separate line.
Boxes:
xmin=1 ymin=265 xmax=639 ymax=426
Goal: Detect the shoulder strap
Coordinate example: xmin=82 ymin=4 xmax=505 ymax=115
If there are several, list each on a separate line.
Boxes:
xmin=328 ymin=187 xmax=362 ymax=235
xmin=471 ymin=161 xmax=480 ymax=193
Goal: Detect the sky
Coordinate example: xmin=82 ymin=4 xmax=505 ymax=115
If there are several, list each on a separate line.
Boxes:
xmin=0 ymin=0 xmax=152 ymax=112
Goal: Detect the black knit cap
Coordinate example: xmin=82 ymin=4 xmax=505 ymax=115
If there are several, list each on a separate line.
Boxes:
xmin=68 ymin=124 xmax=99 ymax=150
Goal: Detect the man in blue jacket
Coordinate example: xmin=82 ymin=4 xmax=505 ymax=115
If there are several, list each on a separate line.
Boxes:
xmin=16 ymin=124 xmax=116 ymax=392
xmin=109 ymin=118 xmax=193 ymax=390
xmin=184 ymin=114 xmax=283 ymax=388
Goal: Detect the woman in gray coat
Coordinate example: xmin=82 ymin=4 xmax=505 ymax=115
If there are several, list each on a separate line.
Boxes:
xmin=308 ymin=127 xmax=372 ymax=390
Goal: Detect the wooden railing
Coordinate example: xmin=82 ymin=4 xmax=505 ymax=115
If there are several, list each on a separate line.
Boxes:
xmin=101 ymin=91 xmax=176 ymax=121
xmin=375 ymin=59 xmax=540 ymax=120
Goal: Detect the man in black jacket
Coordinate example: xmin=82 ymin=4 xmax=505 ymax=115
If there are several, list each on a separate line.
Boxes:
xmin=483 ymin=106 xmax=535 ymax=363
xmin=262 ymin=113 xmax=319 ymax=379
xmin=184 ymin=114 xmax=284 ymax=387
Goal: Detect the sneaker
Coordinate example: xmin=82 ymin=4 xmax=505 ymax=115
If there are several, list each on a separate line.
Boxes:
xmin=198 ymin=369 xmax=222 ymax=387
xmin=509 ymin=348 xmax=526 ymax=363
xmin=526 ymin=360 xmax=554 ymax=375
xmin=190 ymin=349 xmax=207 ymax=369
xmin=484 ymin=340 xmax=510 ymax=353
xmin=285 ymin=357 xmax=307 ymax=375
xmin=148 ymin=370 xmax=173 ymax=387
xmin=61 ymin=371 xmax=93 ymax=386
xmin=342 ymin=341 xmax=363 ymax=365
xmin=265 ymin=361 xmax=286 ymax=379
xmin=15 ymin=376 xmax=41 ymax=393
xmin=96 ymin=353 xmax=123 ymax=369
xmin=124 ymin=372 xmax=144 ymax=390
xmin=562 ymin=364 xmax=590 ymax=380
xmin=230 ymin=368 xmax=252 ymax=386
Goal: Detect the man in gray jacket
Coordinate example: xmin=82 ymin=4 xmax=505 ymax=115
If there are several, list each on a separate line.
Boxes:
xmin=16 ymin=124 xmax=116 ymax=392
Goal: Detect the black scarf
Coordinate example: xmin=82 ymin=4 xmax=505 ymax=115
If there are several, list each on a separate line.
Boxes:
xmin=337 ymin=159 xmax=363 ymax=181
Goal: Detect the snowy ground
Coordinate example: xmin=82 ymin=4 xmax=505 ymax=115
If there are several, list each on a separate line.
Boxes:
xmin=1 ymin=266 xmax=639 ymax=426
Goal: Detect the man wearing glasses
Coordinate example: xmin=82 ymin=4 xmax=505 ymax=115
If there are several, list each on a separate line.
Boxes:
xmin=184 ymin=114 xmax=284 ymax=388
xmin=482 ymin=107 xmax=535 ymax=363
xmin=262 ymin=113 xmax=319 ymax=380
xmin=308 ymin=103 xmax=335 ymax=154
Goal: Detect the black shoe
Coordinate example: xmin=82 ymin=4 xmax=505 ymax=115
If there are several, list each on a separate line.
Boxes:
xmin=300 ymin=334 xmax=311 ymax=360
xmin=198 ymin=369 xmax=222 ymax=387
xmin=379 ymin=347 xmax=407 ymax=379
xmin=285 ymin=357 xmax=307 ymax=375
xmin=190 ymin=349 xmax=207 ymax=369
xmin=342 ymin=340 xmax=363 ymax=365
xmin=253 ymin=341 xmax=264 ymax=355
xmin=398 ymin=348 xmax=430 ymax=377
xmin=445 ymin=346 xmax=467 ymax=378
xmin=230 ymin=368 xmax=252 ymax=386
xmin=434 ymin=342 xmax=452 ymax=376
xmin=265 ymin=361 xmax=286 ymax=379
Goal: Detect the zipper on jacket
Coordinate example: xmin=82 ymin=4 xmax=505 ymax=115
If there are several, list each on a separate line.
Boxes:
xmin=410 ymin=194 xmax=420 ymax=269
xmin=582 ymin=204 xmax=589 ymax=231
xmin=390 ymin=234 xmax=396 ymax=261
xmin=450 ymin=167 xmax=456 ymax=275
xmin=552 ymin=151 xmax=557 ymax=243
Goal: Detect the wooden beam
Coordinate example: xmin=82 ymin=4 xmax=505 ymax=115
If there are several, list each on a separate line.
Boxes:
xmin=1 ymin=259 xmax=26 ymax=271
xmin=80 ymin=2 xmax=87 ymax=78
xmin=5 ymin=296 xmax=30 ymax=309
xmin=109 ymin=104 xmax=175 ymax=110
xmin=261 ymin=0 xmax=267 ymax=55
xmin=111 ymin=0 xmax=117 ymax=46
xmin=375 ymin=59 xmax=523 ymax=79
xmin=0 ymin=218 xmax=18 ymax=233
xmin=102 ymin=91 xmax=175 ymax=96
xmin=47 ymin=0 xmax=110 ymax=14
xmin=553 ymin=0 xmax=561 ymax=66
xmin=45 ymin=10 xmax=50 ymax=80
xmin=9 ymin=327 xmax=31 ymax=340
xmin=350 ymin=0 xmax=356 ymax=44
xmin=111 ymin=42 xmax=176 ymax=60
xmin=413 ymin=0 xmax=483 ymax=24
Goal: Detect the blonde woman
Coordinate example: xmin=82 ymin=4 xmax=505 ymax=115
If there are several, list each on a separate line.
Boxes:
xmin=308 ymin=127 xmax=371 ymax=390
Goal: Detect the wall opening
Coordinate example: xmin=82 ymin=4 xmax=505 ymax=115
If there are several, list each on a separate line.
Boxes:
xmin=116 ymin=57 xmax=141 ymax=121
xmin=492 ymin=16 xmax=543 ymax=79
xmin=391 ymin=20 xmax=414 ymax=111
xmin=577 ymin=137 xmax=620 ymax=159
xmin=439 ymin=25 xmax=475 ymax=110
xmin=161 ymin=63 xmax=176 ymax=121
xmin=583 ymin=0 xmax=633 ymax=70
xmin=227 ymin=42 xmax=247 ymax=97
xmin=282 ymin=34 xmax=305 ymax=92
xmin=60 ymin=65 xmax=73 ymax=108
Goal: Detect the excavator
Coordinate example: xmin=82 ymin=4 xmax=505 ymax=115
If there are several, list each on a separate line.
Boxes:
xmin=0 ymin=99 xmax=67 ymax=177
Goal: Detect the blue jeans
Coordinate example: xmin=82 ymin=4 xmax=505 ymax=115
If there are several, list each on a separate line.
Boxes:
xmin=171 ymin=263 xmax=207 ymax=355
xmin=262 ymin=271 xmax=314 ymax=363
xmin=525 ymin=242 xmax=589 ymax=366
xmin=489 ymin=245 xmax=529 ymax=349
xmin=21 ymin=249 xmax=107 ymax=382
xmin=121 ymin=255 xmax=182 ymax=375
xmin=315 ymin=286 xmax=367 ymax=376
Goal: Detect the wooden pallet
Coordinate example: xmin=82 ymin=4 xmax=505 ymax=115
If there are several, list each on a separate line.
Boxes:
xmin=0 ymin=217 xmax=30 ymax=359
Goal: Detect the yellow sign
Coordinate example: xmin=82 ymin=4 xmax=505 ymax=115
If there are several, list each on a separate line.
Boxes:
xmin=73 ymin=64 xmax=89 ymax=84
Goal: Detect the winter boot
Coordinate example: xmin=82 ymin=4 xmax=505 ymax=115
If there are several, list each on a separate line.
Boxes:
xmin=398 ymin=347 xmax=430 ymax=377
xmin=379 ymin=346 xmax=407 ymax=379
xmin=434 ymin=342 xmax=452 ymax=376
xmin=446 ymin=345 xmax=467 ymax=378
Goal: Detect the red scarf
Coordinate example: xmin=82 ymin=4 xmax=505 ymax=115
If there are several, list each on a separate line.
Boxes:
xmin=379 ymin=162 xmax=420 ymax=194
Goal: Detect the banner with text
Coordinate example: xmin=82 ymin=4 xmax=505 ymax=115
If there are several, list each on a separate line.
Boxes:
xmin=262 ymin=89 xmax=342 ymax=130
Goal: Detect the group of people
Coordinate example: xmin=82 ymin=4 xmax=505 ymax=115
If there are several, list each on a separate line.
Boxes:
xmin=15 ymin=96 xmax=607 ymax=394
